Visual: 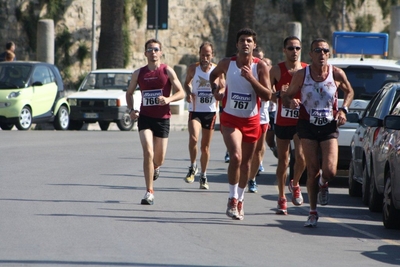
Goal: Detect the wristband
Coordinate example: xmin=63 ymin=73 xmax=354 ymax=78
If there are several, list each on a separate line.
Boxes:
xmin=211 ymin=83 xmax=218 ymax=93
xmin=275 ymin=91 xmax=281 ymax=99
xmin=338 ymin=107 xmax=348 ymax=114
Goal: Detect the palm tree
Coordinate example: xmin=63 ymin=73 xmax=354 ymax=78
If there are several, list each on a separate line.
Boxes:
xmin=225 ymin=0 xmax=256 ymax=57
xmin=97 ymin=0 xmax=125 ymax=69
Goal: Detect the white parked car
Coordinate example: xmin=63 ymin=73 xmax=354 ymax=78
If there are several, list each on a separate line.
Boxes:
xmin=67 ymin=69 xmax=141 ymax=131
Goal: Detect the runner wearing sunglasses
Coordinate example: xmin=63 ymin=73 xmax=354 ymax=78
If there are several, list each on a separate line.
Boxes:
xmin=283 ymin=38 xmax=354 ymax=227
xmin=269 ymin=36 xmax=307 ymax=215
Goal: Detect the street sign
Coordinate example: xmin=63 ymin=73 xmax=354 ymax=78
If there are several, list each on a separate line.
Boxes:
xmin=147 ymin=0 xmax=168 ymax=30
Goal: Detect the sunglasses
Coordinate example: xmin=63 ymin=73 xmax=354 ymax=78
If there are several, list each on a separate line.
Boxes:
xmin=286 ymin=46 xmax=301 ymax=51
xmin=313 ymin=48 xmax=330 ymax=54
xmin=146 ymin=48 xmax=160 ymax=53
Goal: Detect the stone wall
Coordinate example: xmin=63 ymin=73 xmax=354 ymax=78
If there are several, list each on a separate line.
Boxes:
xmin=0 ymin=0 xmax=390 ymax=84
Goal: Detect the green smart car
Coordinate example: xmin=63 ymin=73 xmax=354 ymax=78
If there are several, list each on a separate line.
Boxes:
xmin=0 ymin=61 xmax=70 ymax=130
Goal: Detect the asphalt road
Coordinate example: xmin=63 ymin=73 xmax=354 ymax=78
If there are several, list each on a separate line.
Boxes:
xmin=0 ymin=129 xmax=399 ymax=267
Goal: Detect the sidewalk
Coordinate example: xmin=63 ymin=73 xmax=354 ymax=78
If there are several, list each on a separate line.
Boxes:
xmin=86 ymin=112 xmax=221 ymax=131
xmin=31 ymin=111 xmax=221 ymax=131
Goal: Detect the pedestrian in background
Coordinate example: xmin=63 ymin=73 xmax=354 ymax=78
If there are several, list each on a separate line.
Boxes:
xmin=126 ymin=39 xmax=185 ymax=205
xmin=0 ymin=41 xmax=16 ymax=62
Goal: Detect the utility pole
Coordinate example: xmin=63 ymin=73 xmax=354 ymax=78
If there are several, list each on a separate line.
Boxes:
xmin=342 ymin=0 xmax=346 ymax=31
xmin=91 ymin=0 xmax=96 ymax=70
xmin=155 ymin=0 xmax=159 ymax=40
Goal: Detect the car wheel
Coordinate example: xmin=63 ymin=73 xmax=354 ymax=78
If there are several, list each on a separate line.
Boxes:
xmin=383 ymin=169 xmax=400 ymax=229
xmin=348 ymin=160 xmax=362 ymax=197
xmin=54 ymin=106 xmax=69 ymax=130
xmin=362 ymin=162 xmax=371 ymax=206
xmin=15 ymin=106 xmax=32 ymax=130
xmin=369 ymin=170 xmax=383 ymax=212
xmin=0 ymin=123 xmax=14 ymax=130
xmin=99 ymin=122 xmax=110 ymax=131
xmin=68 ymin=120 xmax=84 ymax=130
xmin=116 ymin=113 xmax=134 ymax=131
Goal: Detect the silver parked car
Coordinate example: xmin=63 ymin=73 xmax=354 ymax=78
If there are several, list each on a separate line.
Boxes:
xmin=372 ymin=100 xmax=400 ymax=229
xmin=349 ymin=83 xmax=400 ymax=214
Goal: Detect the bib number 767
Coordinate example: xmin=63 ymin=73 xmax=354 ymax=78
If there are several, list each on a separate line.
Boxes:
xmin=234 ymin=101 xmax=249 ymax=110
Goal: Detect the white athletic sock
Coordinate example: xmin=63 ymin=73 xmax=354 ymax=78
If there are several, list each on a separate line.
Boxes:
xmin=229 ymin=183 xmax=238 ymax=199
xmin=237 ymin=187 xmax=245 ymax=201
xmin=319 ymin=176 xmax=327 ymax=186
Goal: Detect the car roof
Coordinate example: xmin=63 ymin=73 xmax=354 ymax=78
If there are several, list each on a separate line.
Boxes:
xmin=328 ymin=58 xmax=400 ymax=71
xmin=0 ymin=61 xmax=56 ymax=67
xmin=89 ymin=69 xmax=134 ymax=74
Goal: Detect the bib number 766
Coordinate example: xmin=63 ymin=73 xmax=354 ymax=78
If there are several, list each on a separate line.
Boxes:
xmin=145 ymin=97 xmax=159 ymax=106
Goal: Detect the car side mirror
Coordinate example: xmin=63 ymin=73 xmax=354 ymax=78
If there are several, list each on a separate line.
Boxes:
xmin=32 ymin=81 xmax=43 ymax=86
xmin=384 ymin=115 xmax=400 ymax=130
xmin=346 ymin=112 xmax=360 ymax=123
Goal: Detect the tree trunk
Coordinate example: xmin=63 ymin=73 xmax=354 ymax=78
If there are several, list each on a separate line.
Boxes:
xmin=225 ymin=0 xmax=256 ymax=57
xmin=97 ymin=0 xmax=125 ymax=69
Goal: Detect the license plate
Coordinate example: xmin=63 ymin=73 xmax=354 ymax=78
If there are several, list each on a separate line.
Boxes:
xmin=84 ymin=113 xmax=98 ymax=119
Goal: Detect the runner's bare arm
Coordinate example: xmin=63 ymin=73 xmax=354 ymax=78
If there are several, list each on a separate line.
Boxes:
xmin=333 ymin=66 xmax=354 ymax=108
xmin=184 ymin=64 xmax=196 ymax=103
xmin=164 ymin=65 xmax=185 ymax=104
xmin=282 ymin=69 xmax=304 ymax=109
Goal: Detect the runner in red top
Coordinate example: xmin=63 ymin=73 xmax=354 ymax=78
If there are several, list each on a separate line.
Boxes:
xmin=126 ymin=39 xmax=185 ymax=205
xmin=270 ymin=36 xmax=307 ymax=215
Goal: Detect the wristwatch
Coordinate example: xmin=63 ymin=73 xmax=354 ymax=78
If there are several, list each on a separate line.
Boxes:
xmin=275 ymin=91 xmax=281 ymax=99
xmin=127 ymin=108 xmax=134 ymax=114
xmin=338 ymin=106 xmax=348 ymax=114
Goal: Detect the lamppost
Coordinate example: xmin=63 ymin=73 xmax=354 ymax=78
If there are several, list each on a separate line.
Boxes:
xmin=155 ymin=0 xmax=159 ymax=39
xmin=91 ymin=0 xmax=96 ymax=70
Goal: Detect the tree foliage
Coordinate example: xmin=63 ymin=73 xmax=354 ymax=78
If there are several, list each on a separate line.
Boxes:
xmin=97 ymin=0 xmax=125 ymax=69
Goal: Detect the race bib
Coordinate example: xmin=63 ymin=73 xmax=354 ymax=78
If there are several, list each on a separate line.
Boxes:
xmin=142 ymin=89 xmax=162 ymax=106
xmin=196 ymin=90 xmax=213 ymax=104
xmin=230 ymin=92 xmax=252 ymax=110
xmin=281 ymin=106 xmax=299 ymax=119
xmin=310 ymin=108 xmax=333 ymax=125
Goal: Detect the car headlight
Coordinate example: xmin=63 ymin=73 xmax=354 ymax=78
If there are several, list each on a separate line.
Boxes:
xmin=108 ymin=99 xmax=117 ymax=106
xmin=7 ymin=91 xmax=20 ymax=99
xmin=68 ymin=99 xmax=77 ymax=106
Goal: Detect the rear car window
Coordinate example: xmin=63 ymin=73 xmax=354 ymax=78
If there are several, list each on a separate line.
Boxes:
xmin=338 ymin=68 xmax=400 ymax=100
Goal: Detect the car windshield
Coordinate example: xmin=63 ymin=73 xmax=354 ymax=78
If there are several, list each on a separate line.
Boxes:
xmin=0 ymin=65 xmax=32 ymax=89
xmin=338 ymin=68 xmax=400 ymax=100
xmin=79 ymin=72 xmax=132 ymax=91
